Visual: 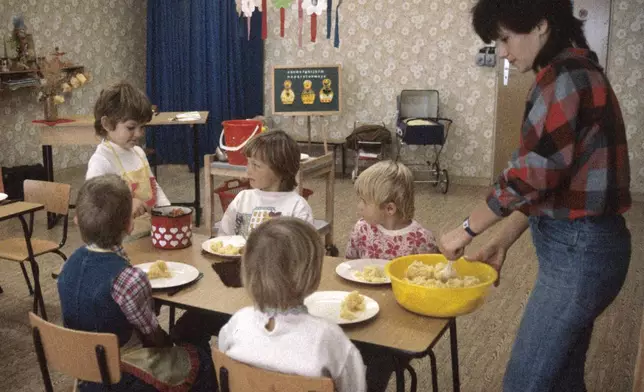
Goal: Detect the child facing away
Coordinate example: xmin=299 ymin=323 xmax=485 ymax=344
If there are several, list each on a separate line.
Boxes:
xmin=218 ymin=130 xmax=314 ymax=238
xmin=86 ymin=82 xmax=170 ymax=235
xmin=57 ymin=175 xmax=215 ymax=392
xmin=346 ymin=160 xmax=439 ymax=260
xmin=218 ymin=217 xmax=366 ymax=392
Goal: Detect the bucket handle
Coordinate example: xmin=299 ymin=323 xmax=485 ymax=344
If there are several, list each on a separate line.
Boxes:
xmin=219 ymin=125 xmax=260 ymax=152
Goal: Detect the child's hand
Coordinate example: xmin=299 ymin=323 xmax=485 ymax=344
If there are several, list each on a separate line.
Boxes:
xmin=132 ymin=198 xmax=149 ymax=219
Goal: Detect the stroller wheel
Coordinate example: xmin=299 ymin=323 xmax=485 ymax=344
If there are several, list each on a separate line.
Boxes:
xmin=429 ymin=162 xmax=440 ymax=186
xmin=438 ymin=169 xmax=449 ymax=194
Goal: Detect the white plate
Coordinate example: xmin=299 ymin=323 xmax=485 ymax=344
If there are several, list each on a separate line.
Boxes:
xmin=0 ymin=193 xmax=7 ymax=202
xmin=304 ymin=291 xmax=380 ymax=325
xmin=300 ymin=153 xmax=310 ymax=161
xmin=136 ymin=261 xmax=200 ymax=289
xmin=201 ymin=235 xmax=246 ymax=258
xmin=335 ymin=259 xmax=391 ymax=285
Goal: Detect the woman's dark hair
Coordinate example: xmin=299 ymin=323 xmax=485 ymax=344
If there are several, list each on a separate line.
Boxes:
xmin=472 ymin=0 xmax=589 ymax=71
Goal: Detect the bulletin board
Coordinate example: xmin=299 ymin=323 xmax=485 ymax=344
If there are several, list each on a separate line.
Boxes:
xmin=271 ymin=65 xmax=341 ymax=116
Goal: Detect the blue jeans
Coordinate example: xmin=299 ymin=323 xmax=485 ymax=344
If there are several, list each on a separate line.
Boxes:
xmin=503 ymin=215 xmax=631 ymax=392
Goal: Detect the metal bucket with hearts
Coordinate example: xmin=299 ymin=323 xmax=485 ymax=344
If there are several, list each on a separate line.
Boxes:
xmin=150 ymin=206 xmax=193 ymax=250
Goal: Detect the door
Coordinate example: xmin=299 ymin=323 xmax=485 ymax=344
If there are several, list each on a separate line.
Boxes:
xmin=492 ymin=60 xmax=535 ymax=179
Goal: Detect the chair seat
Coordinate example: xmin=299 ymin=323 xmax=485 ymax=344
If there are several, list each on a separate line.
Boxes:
xmin=0 ymin=238 xmax=59 ymax=261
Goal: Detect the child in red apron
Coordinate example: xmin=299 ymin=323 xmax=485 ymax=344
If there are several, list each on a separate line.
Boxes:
xmin=86 ymin=82 xmax=170 ymax=240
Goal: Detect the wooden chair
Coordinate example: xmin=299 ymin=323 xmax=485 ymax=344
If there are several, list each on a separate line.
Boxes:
xmin=29 ymin=312 xmax=121 ymax=392
xmin=0 ymin=180 xmax=70 ymax=300
xmin=634 ymin=309 xmax=644 ymax=392
xmin=213 ymin=348 xmax=334 ymax=392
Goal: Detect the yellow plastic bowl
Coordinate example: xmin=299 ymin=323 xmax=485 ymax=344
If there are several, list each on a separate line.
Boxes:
xmin=385 ymin=254 xmax=498 ymax=318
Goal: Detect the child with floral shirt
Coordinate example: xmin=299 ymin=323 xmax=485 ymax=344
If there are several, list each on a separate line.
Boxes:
xmin=346 ymin=160 xmax=438 ymax=260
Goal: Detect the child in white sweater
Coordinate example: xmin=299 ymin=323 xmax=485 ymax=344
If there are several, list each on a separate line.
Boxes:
xmin=218 ymin=217 xmax=366 ymax=392
xmin=218 ymin=130 xmax=313 ymax=238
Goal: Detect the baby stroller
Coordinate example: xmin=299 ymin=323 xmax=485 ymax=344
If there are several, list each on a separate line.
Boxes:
xmin=345 ymin=121 xmax=392 ymax=182
xmin=395 ymin=90 xmax=452 ymax=194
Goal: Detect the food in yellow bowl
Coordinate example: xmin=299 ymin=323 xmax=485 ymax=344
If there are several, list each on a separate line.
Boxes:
xmin=354 ymin=265 xmax=388 ymax=283
xmin=340 ymin=291 xmax=366 ymax=320
xmin=385 ymin=254 xmax=497 ymax=317
xmin=405 ymin=261 xmax=480 ymax=288
xmin=147 ymin=260 xmax=172 ymax=279
xmin=210 ymin=241 xmax=243 ymax=256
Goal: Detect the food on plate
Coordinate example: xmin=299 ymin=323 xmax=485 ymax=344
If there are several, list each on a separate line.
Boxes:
xmin=147 ymin=260 xmax=172 ymax=279
xmin=404 ymin=261 xmax=480 ymax=288
xmin=354 ymin=265 xmax=388 ymax=283
xmin=210 ymin=240 xmax=243 ymax=256
xmin=340 ymin=291 xmax=366 ymax=320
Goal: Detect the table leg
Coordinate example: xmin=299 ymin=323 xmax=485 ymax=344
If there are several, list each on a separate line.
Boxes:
xmin=449 ymin=318 xmax=461 ymax=392
xmin=150 ymin=129 xmax=158 ymax=178
xmin=429 ymin=350 xmax=439 ymax=392
xmin=42 ymin=145 xmax=59 ymax=230
xmin=169 ymin=305 xmax=176 ymax=332
xmin=192 ymin=125 xmax=201 ymax=227
xmin=394 ymin=355 xmax=406 ymax=392
xmin=19 ymin=213 xmax=47 ymax=320
xmin=341 ymin=144 xmax=346 ymax=178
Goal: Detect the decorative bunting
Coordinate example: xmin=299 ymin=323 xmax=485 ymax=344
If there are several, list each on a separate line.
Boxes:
xmin=303 ymin=0 xmax=327 ymax=43
xmin=327 ymin=0 xmax=332 ymax=39
xmin=273 ymin=0 xmax=294 ymax=37
xmin=334 ymin=0 xmax=343 ymax=48
xmin=298 ymin=0 xmax=303 ymax=48
xmin=262 ymin=0 xmax=268 ymax=39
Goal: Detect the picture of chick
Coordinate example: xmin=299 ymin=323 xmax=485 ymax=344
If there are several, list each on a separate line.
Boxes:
xmin=281 ymin=80 xmax=295 ymax=105
xmin=301 ymin=79 xmax=316 ymax=105
xmin=319 ymin=78 xmax=334 ymax=103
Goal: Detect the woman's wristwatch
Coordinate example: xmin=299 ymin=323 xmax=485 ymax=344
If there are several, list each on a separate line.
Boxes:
xmin=462 ymin=217 xmax=478 ymax=237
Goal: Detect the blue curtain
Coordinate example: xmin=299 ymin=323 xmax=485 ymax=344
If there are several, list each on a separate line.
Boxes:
xmin=146 ymin=0 xmax=264 ymax=168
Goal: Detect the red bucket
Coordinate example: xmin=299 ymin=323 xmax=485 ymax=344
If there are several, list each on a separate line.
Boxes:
xmin=219 ymin=120 xmax=262 ymax=166
xmin=150 ymin=206 xmax=193 ymax=250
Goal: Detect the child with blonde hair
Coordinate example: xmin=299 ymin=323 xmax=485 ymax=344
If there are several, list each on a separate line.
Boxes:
xmin=86 ymin=82 xmax=170 ymax=233
xmin=346 ymin=160 xmax=438 ymax=259
xmin=219 ymin=130 xmax=314 ymax=237
xmin=218 ymin=217 xmax=366 ymax=392
xmin=347 ymin=161 xmax=438 ymax=391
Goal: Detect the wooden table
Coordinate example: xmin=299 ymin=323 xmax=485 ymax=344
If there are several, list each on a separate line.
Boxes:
xmin=204 ymin=153 xmax=336 ymax=253
xmin=0 ymin=202 xmax=48 ymax=319
xmin=33 ymin=111 xmax=209 ymax=228
xmin=125 ymin=234 xmax=461 ymax=392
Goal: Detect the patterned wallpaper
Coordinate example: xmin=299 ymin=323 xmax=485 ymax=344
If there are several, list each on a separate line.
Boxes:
xmin=607 ymin=0 xmax=644 ymax=194
xmin=263 ymin=0 xmax=644 ymax=193
xmin=0 ymin=0 xmax=641 ymax=194
xmin=0 ymin=0 xmax=147 ymax=170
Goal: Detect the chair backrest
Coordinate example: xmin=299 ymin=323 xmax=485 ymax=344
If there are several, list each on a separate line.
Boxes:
xmin=28 ymin=312 xmax=121 ymax=388
xmin=0 ymin=167 xmax=4 ymax=193
xmin=212 ymin=348 xmax=334 ymax=392
xmin=23 ymin=180 xmax=71 ymax=215
xmin=398 ymin=89 xmax=439 ymax=119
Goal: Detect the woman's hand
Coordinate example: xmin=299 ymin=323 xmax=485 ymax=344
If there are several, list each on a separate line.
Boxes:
xmin=465 ymin=242 xmax=507 ymax=287
xmin=439 ymin=227 xmax=473 ymax=260
xmin=132 ymin=198 xmax=149 ymax=219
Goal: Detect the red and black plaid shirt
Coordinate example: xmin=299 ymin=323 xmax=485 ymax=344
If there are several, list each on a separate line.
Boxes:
xmin=487 ymin=48 xmax=631 ymax=219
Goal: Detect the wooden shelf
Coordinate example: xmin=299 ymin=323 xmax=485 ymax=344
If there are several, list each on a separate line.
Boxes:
xmin=0 ymin=65 xmax=85 ymax=93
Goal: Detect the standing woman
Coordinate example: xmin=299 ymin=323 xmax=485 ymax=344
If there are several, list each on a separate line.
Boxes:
xmin=439 ymin=0 xmax=631 ymax=391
